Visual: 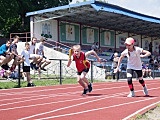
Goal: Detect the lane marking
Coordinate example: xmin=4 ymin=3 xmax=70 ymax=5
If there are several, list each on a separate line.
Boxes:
xmin=23 ymin=97 xmax=158 ymax=120
xmin=122 ymin=101 xmax=160 ymax=120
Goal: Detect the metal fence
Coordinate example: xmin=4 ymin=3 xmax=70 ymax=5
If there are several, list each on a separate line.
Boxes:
xmin=1 ymin=59 xmax=159 ymax=88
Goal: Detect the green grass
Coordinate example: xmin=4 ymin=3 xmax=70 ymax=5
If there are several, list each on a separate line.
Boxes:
xmin=0 ymin=78 xmax=104 ymax=89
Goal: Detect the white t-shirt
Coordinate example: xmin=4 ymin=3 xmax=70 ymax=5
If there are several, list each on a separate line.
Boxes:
xmin=21 ymin=49 xmax=30 ymax=66
xmin=121 ymin=46 xmax=143 ymax=70
xmin=35 ymin=43 xmax=43 ymax=55
xmin=29 ymin=42 xmax=36 ymax=54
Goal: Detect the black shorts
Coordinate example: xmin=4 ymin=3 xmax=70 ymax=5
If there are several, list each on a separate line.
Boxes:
xmin=23 ymin=66 xmax=30 ymax=72
xmin=127 ymin=69 xmax=142 ymax=78
xmin=77 ymin=68 xmax=89 ymax=75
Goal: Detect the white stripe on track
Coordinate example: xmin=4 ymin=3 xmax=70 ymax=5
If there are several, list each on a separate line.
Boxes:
xmin=24 ymin=97 xmax=158 ymax=120
xmin=122 ymin=101 xmax=160 ymax=120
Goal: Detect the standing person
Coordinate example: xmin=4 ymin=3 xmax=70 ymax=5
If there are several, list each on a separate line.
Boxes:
xmin=10 ymin=35 xmax=25 ymax=72
xmin=35 ymin=38 xmax=51 ymax=71
xmin=112 ymin=52 xmax=120 ymax=81
xmin=115 ymin=37 xmax=151 ymax=97
xmin=29 ymin=37 xmax=43 ymax=70
xmin=67 ymin=45 xmax=101 ymax=95
xmin=21 ymin=42 xmax=35 ymax=87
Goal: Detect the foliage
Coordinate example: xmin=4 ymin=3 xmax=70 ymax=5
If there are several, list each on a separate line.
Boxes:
xmin=0 ymin=0 xmax=72 ymax=38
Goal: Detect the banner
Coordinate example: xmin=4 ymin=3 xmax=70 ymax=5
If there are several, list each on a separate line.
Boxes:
xmin=104 ymin=31 xmax=111 ymax=45
xmin=87 ymin=28 xmax=94 ymax=43
xmin=66 ymin=25 xmax=75 ymax=41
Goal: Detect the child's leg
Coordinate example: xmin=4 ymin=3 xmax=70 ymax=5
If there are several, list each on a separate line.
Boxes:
xmin=136 ymin=70 xmax=148 ymax=95
xmin=26 ymin=72 xmax=31 ymax=83
xmin=77 ymin=75 xmax=87 ymax=89
xmin=127 ymin=69 xmax=135 ymax=97
xmin=81 ymin=72 xmax=89 ymax=85
xmin=81 ymin=72 xmax=92 ymax=92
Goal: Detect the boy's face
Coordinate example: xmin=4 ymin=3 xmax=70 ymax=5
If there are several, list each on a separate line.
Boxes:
xmin=73 ymin=48 xmax=81 ymax=57
xmin=32 ymin=38 xmax=37 ymax=44
xmin=14 ymin=38 xmax=19 ymax=43
xmin=26 ymin=44 xmax=30 ymax=50
xmin=6 ymin=41 xmax=11 ymax=47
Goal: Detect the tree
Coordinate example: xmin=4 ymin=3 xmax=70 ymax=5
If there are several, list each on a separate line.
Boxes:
xmin=0 ymin=0 xmax=72 ymax=38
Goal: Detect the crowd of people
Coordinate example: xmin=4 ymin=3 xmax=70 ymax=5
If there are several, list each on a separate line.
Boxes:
xmin=0 ymin=36 xmax=51 ymax=87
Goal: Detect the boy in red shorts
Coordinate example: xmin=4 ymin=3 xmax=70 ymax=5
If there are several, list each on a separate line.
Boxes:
xmin=67 ymin=45 xmax=101 ymax=95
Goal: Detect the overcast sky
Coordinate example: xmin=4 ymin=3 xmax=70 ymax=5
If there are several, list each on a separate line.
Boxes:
xmin=70 ymin=0 xmax=160 ymax=18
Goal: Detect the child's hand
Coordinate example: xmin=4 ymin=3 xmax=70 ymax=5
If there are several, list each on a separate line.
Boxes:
xmin=97 ymin=57 xmax=101 ymax=63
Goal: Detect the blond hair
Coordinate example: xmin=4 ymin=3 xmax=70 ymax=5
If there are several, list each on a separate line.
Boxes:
xmin=73 ymin=45 xmax=81 ymax=51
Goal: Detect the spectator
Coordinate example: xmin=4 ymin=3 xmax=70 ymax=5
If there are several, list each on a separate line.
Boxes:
xmin=35 ymin=38 xmax=51 ymax=71
xmin=112 ymin=52 xmax=120 ymax=81
xmin=10 ymin=35 xmax=25 ymax=72
xmin=21 ymin=42 xmax=35 ymax=87
xmin=29 ymin=37 xmax=43 ymax=70
xmin=91 ymin=42 xmax=99 ymax=52
xmin=0 ymin=39 xmax=14 ymax=70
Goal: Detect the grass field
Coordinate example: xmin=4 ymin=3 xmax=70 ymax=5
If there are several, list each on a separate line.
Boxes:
xmin=0 ymin=77 xmax=104 ymax=89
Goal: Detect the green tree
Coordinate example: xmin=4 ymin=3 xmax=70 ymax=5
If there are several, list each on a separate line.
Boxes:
xmin=0 ymin=0 xmax=72 ymax=38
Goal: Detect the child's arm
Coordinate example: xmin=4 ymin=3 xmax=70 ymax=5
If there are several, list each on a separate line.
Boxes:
xmin=114 ymin=55 xmax=124 ymax=73
xmin=85 ymin=50 xmax=101 ymax=62
xmin=140 ymin=50 xmax=151 ymax=58
xmin=67 ymin=48 xmax=73 ymax=67
xmin=67 ymin=59 xmax=72 ymax=67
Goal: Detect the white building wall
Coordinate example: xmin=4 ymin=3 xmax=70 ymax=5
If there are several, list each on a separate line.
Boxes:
xmin=33 ymin=17 xmax=58 ymax=41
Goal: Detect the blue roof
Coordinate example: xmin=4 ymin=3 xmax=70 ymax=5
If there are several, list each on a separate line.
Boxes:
xmin=91 ymin=2 xmax=160 ymax=24
xmin=26 ymin=0 xmax=160 ymax=37
xmin=26 ymin=0 xmax=95 ymax=17
xmin=26 ymin=0 xmax=160 ymax=24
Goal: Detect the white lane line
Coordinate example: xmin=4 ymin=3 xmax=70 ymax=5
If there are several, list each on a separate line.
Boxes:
xmin=122 ymin=101 xmax=160 ymax=120
xmin=0 ymin=80 xmax=158 ymax=96
xmin=1 ymin=85 xmax=160 ymax=109
xmin=18 ymin=92 xmax=130 ymax=120
xmin=0 ymin=84 xmax=130 ymax=104
xmin=31 ymin=98 xmax=158 ymax=120
xmin=0 ymin=81 xmax=158 ymax=102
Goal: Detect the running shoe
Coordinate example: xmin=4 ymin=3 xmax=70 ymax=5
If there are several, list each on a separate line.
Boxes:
xmin=88 ymin=83 xmax=92 ymax=92
xmin=82 ymin=89 xmax=89 ymax=95
xmin=41 ymin=67 xmax=47 ymax=71
xmin=143 ymin=86 xmax=148 ymax=96
xmin=27 ymin=83 xmax=36 ymax=87
xmin=127 ymin=91 xmax=135 ymax=97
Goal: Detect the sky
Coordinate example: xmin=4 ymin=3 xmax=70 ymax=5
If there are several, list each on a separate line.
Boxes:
xmin=70 ymin=0 xmax=160 ymax=18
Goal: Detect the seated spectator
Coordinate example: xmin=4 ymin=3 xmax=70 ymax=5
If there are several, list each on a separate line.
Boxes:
xmin=91 ymin=42 xmax=99 ymax=52
xmin=0 ymin=39 xmax=14 ymax=70
xmin=146 ymin=64 xmax=152 ymax=78
xmin=142 ymin=62 xmax=147 ymax=77
xmin=120 ymin=64 xmax=126 ymax=71
xmin=9 ymin=35 xmax=25 ymax=72
xmin=35 ymin=38 xmax=51 ymax=71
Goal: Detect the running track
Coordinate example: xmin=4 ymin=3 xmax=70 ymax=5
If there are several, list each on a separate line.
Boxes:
xmin=0 ymin=79 xmax=160 ymax=120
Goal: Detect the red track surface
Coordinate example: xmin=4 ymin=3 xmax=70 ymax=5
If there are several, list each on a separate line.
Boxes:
xmin=0 ymin=79 xmax=160 ymax=120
